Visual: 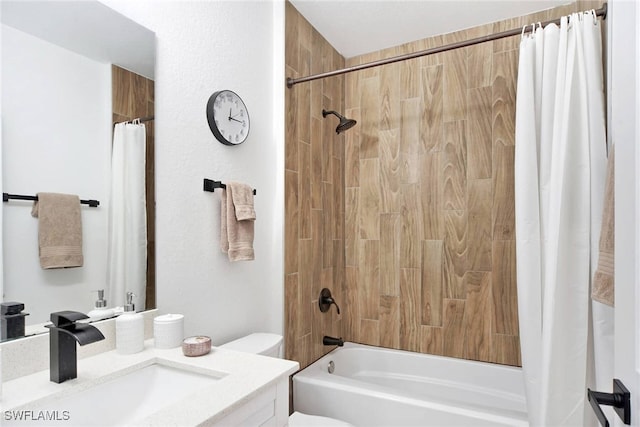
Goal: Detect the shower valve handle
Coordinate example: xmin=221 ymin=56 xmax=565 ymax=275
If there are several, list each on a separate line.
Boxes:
xmin=319 ymin=288 xmax=340 ymax=314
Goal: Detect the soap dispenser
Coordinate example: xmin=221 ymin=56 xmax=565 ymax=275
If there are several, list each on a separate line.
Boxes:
xmin=115 ymin=292 xmax=144 ymax=354
xmin=87 ymin=290 xmax=115 ymax=321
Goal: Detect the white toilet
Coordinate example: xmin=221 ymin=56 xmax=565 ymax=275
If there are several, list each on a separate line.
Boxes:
xmin=220 ymin=333 xmax=354 ymax=427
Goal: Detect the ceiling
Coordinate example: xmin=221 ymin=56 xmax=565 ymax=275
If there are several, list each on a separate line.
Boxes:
xmin=289 ymin=0 xmax=571 ymax=59
xmin=1 ymin=0 xmax=155 ymax=78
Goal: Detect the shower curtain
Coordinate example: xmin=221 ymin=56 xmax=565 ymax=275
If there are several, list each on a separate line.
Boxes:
xmin=514 ymin=11 xmax=610 ymax=426
xmin=107 ymin=122 xmax=147 ymax=311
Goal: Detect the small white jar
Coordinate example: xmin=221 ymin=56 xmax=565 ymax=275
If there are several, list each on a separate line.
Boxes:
xmin=153 ymin=313 xmax=184 ymax=349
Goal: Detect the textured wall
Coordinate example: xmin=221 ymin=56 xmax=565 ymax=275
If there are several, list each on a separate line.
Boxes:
xmin=102 ymin=1 xmax=286 ymax=344
xmin=284 ymin=1 xmax=346 ymax=369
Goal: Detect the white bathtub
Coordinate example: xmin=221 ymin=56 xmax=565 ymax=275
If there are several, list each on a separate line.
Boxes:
xmin=293 ymin=343 xmax=528 ymax=426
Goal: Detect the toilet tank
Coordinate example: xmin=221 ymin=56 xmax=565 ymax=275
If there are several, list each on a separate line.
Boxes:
xmin=219 ymin=333 xmax=283 ymax=358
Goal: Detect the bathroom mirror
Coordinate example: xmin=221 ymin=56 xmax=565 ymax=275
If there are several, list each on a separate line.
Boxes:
xmin=0 ymin=1 xmax=156 ymax=341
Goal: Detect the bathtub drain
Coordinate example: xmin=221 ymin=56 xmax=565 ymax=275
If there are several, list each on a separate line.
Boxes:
xmin=327 ymin=360 xmax=335 ymax=374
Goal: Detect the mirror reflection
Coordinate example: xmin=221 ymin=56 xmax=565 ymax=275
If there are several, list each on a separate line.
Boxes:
xmin=1 ymin=0 xmax=156 ymax=341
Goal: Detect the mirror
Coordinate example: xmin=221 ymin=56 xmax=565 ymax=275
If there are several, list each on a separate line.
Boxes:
xmin=1 ymin=1 xmax=156 ymax=341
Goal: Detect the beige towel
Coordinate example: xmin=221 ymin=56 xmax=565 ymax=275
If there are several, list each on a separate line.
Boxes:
xmin=230 ymin=181 xmax=256 ymax=221
xmin=220 ymin=182 xmax=255 ymax=261
xmin=592 ymin=145 xmax=615 ymax=306
xmin=31 ymin=192 xmax=83 ymax=269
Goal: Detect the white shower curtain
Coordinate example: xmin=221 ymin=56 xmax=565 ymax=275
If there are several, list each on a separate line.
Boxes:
xmin=514 ymin=11 xmax=610 ymax=426
xmin=107 ymin=123 xmax=147 ymax=311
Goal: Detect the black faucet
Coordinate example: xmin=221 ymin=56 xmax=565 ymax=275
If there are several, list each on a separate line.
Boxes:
xmin=47 ymin=311 xmax=105 ymax=383
xmin=323 ymin=336 xmax=344 ymax=347
xmin=1 ymin=301 xmax=29 ymax=340
xmin=319 ymin=288 xmax=341 ymax=314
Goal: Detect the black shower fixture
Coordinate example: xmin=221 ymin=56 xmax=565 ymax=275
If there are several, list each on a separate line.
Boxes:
xmin=322 ymin=109 xmax=357 ymax=134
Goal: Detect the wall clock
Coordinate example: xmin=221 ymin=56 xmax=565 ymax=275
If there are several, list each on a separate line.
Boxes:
xmin=206 ymin=90 xmax=250 ymax=145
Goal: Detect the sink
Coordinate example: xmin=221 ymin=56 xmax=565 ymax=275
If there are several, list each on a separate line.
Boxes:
xmin=4 ymin=363 xmax=225 ymax=426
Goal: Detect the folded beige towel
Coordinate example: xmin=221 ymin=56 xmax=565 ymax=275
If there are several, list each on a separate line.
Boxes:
xmin=592 ymin=145 xmax=614 ymax=306
xmin=220 ymin=182 xmax=255 ymax=261
xmin=31 ymin=192 xmax=83 ymax=269
xmin=230 ymin=181 xmax=256 ymax=221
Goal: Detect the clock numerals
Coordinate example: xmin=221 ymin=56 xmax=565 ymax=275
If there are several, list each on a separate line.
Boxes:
xmin=206 ymin=90 xmax=250 ymax=146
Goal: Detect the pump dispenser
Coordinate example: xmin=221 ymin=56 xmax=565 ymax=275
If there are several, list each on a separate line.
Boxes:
xmin=87 ymin=290 xmax=115 ymax=321
xmin=115 ymin=292 xmax=144 ymax=354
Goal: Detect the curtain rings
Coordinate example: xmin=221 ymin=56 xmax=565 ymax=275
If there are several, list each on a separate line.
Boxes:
xmin=534 ymin=22 xmax=542 ymax=35
xmin=521 ymin=22 xmax=536 ymax=39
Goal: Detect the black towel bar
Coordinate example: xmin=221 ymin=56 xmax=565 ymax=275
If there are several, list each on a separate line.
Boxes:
xmin=203 ymin=179 xmax=256 ymax=195
xmin=2 ymin=193 xmax=100 ymax=207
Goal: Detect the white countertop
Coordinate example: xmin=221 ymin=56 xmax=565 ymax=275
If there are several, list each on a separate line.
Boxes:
xmin=0 ymin=339 xmax=299 ymax=426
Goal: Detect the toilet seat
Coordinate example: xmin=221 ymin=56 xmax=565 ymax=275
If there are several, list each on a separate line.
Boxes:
xmin=289 ymin=411 xmax=354 ymax=426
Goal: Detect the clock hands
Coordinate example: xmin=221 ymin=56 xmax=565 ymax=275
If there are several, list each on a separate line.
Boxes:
xmin=228 ymin=109 xmax=244 ymax=124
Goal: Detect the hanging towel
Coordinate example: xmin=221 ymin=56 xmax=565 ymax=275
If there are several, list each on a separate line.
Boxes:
xmin=592 ymin=144 xmax=615 ymax=306
xmin=31 ymin=192 xmax=83 ymax=269
xmin=220 ymin=189 xmax=229 ymax=254
xmin=220 ymin=182 xmax=255 ymax=261
xmin=230 ymin=181 xmax=256 ymax=221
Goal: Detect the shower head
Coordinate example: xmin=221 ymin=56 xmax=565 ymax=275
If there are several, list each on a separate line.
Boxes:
xmin=322 ymin=109 xmax=357 ymax=134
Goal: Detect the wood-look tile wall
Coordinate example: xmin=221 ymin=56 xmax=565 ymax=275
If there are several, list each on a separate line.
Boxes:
xmin=112 ymin=65 xmax=156 ymax=310
xmin=285 ymin=1 xmax=603 ymax=369
xmin=284 ymin=2 xmax=346 ymax=369
xmin=342 ymin=2 xmax=607 ymax=367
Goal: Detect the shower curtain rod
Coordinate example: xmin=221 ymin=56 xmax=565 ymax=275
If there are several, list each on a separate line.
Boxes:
xmin=125 ymin=116 xmax=154 ymax=124
xmin=286 ymin=3 xmax=607 ymax=88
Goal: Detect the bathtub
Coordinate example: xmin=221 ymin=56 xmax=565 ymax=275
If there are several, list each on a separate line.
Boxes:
xmin=293 ymin=343 xmax=528 ymax=426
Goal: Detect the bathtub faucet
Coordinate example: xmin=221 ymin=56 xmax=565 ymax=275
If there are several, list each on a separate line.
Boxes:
xmin=323 ymin=336 xmax=344 ymax=347
xmin=319 ymin=288 xmax=341 ymax=314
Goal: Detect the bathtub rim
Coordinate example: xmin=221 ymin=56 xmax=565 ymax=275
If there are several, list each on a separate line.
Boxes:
xmin=293 ymin=341 xmax=528 ymax=426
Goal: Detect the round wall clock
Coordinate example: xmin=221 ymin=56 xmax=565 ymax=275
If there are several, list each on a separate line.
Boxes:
xmin=206 ymin=90 xmax=250 ymax=145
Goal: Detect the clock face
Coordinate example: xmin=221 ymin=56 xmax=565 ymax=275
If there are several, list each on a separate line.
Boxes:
xmin=206 ymin=90 xmax=250 ymax=145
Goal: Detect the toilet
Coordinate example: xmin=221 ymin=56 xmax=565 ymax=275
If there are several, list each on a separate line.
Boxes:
xmin=219 ymin=332 xmax=284 ymax=358
xmin=220 ymin=333 xmax=354 ymax=427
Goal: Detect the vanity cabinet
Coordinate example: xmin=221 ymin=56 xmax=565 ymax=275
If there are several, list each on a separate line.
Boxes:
xmin=209 ymin=378 xmax=289 ymax=426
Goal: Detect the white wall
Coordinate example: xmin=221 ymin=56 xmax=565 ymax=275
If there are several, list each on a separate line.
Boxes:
xmin=102 ymin=1 xmax=285 ymax=344
xmin=610 ymin=0 xmax=640 ymax=425
xmin=1 ymin=24 xmax=111 ymax=324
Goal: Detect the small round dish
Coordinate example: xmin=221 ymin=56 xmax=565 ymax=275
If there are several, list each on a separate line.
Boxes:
xmin=182 ymin=336 xmax=212 ymax=357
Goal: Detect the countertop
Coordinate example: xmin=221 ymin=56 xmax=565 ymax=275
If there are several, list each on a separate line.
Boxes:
xmin=0 ymin=339 xmax=299 ymax=426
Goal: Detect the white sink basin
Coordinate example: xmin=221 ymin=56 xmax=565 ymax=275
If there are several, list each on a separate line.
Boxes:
xmin=5 ymin=362 xmax=225 ymax=426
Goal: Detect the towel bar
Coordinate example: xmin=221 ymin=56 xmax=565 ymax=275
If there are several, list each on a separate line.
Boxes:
xmin=203 ymin=179 xmax=256 ymax=195
xmin=3 ymin=193 xmax=99 ymax=207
